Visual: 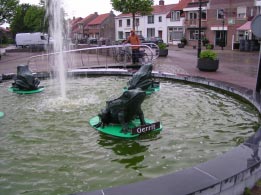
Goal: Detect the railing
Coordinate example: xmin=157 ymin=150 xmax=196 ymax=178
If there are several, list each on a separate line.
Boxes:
xmin=27 ymin=44 xmax=159 ymax=73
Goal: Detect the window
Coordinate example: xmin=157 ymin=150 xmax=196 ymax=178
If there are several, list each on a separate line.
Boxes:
xmin=127 ymin=19 xmax=131 ymax=27
xmin=135 ymin=18 xmax=139 ymax=27
xmin=118 ymin=31 xmax=123 ymax=39
xmin=159 ymin=16 xmax=162 ymax=22
xmin=168 ymin=27 xmax=183 ymax=41
xmin=190 ymin=30 xmax=199 ymax=40
xmin=148 ymin=15 xmax=154 ymax=24
xmin=171 ymin=11 xmax=180 ymax=21
xmin=119 ymin=20 xmax=122 ymax=27
xmin=237 ymin=7 xmax=246 ymax=19
xmin=201 ymin=10 xmax=207 ymax=20
xmin=189 ymin=30 xmax=205 ymax=40
xmin=189 ymin=12 xmax=197 ymax=26
xmin=217 ymin=9 xmax=224 ymax=19
xmin=189 ymin=12 xmax=197 ymax=20
xmin=147 ymin=28 xmax=155 ymax=38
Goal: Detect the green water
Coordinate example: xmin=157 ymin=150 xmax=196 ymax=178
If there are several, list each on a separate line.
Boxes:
xmin=0 ymin=76 xmax=259 ymax=195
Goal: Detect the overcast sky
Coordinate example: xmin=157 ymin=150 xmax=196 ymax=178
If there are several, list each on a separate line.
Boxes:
xmin=19 ymin=0 xmax=179 ymax=18
xmin=1 ymin=0 xmax=179 ymax=27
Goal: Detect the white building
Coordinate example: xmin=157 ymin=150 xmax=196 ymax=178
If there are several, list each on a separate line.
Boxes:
xmin=114 ymin=0 xmax=192 ymax=45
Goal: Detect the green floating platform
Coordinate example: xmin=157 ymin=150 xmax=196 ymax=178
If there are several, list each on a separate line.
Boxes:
xmin=124 ymin=85 xmax=160 ymax=95
xmin=90 ymin=116 xmax=162 ymax=138
xmin=8 ymin=87 xmax=44 ymax=94
xmin=145 ymin=85 xmax=160 ymax=95
xmin=0 ymin=112 xmax=4 ymax=119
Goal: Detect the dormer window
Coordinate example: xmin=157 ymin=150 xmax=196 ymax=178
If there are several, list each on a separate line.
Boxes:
xmin=171 ymin=11 xmax=180 ymax=21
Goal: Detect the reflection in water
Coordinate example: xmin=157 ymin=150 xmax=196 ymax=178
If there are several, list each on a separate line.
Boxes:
xmin=98 ymin=135 xmax=148 ymax=170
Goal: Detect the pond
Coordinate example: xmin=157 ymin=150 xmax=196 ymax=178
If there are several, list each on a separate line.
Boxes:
xmin=0 ymin=76 xmax=259 ymax=195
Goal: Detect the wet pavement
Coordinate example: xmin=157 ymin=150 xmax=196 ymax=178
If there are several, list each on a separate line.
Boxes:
xmin=155 ymin=45 xmax=259 ymax=90
xmin=0 ymin=44 xmax=260 ymax=90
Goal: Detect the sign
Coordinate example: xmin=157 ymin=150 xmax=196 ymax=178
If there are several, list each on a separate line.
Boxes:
xmin=251 ymin=14 xmax=261 ymax=38
xmin=131 ymin=122 xmax=161 ymax=135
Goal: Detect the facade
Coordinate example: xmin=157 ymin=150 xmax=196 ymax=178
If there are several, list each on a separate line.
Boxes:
xmin=88 ymin=11 xmax=116 ymax=42
xmin=167 ymin=0 xmax=192 ymax=45
xmin=70 ymin=17 xmax=83 ymax=42
xmin=183 ymin=0 xmax=261 ymax=50
xmin=183 ymin=1 xmax=209 ymax=47
xmin=115 ymin=0 xmax=179 ymax=43
xmin=70 ymin=11 xmax=115 ymax=43
xmin=73 ymin=13 xmax=99 ymax=42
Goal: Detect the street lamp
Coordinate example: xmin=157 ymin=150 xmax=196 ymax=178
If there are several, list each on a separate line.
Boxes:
xmin=220 ymin=9 xmax=225 ymax=50
xmin=197 ymin=0 xmax=202 ymax=58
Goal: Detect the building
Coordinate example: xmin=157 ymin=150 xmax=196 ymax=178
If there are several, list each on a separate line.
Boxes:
xmin=115 ymin=0 xmax=178 ymax=43
xmin=183 ymin=0 xmax=261 ymax=50
xmin=88 ymin=11 xmax=116 ymax=43
xmin=70 ymin=11 xmax=115 ymax=44
xmin=74 ymin=13 xmax=99 ymax=42
xmin=167 ymin=0 xmax=192 ymax=44
xmin=183 ymin=1 xmax=209 ymax=47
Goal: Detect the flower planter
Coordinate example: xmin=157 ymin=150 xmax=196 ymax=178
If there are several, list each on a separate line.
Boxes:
xmin=178 ymin=43 xmax=184 ymax=48
xmin=197 ymin=58 xmax=219 ymax=72
xmin=159 ymin=49 xmax=168 ymax=57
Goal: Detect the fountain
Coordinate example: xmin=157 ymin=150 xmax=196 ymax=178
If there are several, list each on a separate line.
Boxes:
xmin=8 ymin=64 xmax=44 ymax=94
xmin=0 ymin=76 xmax=259 ymax=195
xmin=0 ymin=1 xmax=260 ymax=195
xmin=90 ymin=88 xmax=162 ymax=138
xmin=126 ymin=63 xmax=160 ymax=94
xmin=45 ymin=0 xmax=67 ymax=98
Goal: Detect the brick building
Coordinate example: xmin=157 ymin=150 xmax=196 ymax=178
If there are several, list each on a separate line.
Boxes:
xmin=88 ymin=11 xmax=116 ymax=43
xmin=183 ymin=0 xmax=261 ymax=50
xmin=70 ymin=11 xmax=115 ymax=44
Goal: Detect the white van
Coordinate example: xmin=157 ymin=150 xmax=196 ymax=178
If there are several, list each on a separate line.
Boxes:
xmin=15 ymin=32 xmax=48 ymax=47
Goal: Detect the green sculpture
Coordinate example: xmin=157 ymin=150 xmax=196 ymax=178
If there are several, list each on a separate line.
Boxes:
xmin=95 ymin=89 xmax=146 ymax=133
xmin=127 ymin=64 xmax=159 ymax=91
xmin=12 ymin=65 xmax=40 ymax=90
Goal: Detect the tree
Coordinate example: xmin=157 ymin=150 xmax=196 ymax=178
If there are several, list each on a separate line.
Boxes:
xmin=111 ymin=0 xmax=153 ymax=30
xmin=10 ymin=4 xmax=31 ymax=35
xmin=0 ymin=0 xmax=19 ymax=25
xmin=24 ymin=5 xmax=47 ymax=32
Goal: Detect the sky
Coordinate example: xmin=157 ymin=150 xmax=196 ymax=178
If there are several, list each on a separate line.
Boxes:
xmin=19 ymin=0 xmax=180 ymax=18
xmin=1 ymin=0 xmax=179 ymax=27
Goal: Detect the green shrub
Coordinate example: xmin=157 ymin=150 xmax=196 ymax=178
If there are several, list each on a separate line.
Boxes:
xmin=180 ymin=37 xmax=187 ymax=45
xmin=206 ymin=43 xmax=214 ymax=49
xmin=158 ymin=42 xmax=167 ymax=50
xmin=243 ymin=187 xmax=252 ymax=195
xmin=200 ymin=50 xmax=217 ymax=60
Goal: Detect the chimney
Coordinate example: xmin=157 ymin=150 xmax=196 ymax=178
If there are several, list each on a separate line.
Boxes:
xmin=159 ymin=0 xmax=164 ymax=5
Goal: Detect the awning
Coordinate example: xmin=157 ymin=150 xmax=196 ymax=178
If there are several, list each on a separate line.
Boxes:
xmin=237 ymin=21 xmax=251 ymax=31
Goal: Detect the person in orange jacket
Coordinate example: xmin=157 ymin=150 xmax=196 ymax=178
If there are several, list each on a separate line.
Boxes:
xmin=125 ymin=29 xmax=141 ymax=64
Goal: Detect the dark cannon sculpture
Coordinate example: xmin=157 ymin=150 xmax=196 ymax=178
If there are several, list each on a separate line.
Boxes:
xmin=95 ymin=89 xmax=147 ymax=133
xmin=12 ymin=65 xmax=40 ymax=90
xmin=127 ymin=63 xmax=159 ymax=91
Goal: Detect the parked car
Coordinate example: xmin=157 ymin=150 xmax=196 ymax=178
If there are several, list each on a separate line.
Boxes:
xmin=88 ymin=38 xmax=97 ymax=44
xmin=143 ymin=37 xmax=163 ymax=45
xmin=138 ymin=35 xmax=145 ymax=42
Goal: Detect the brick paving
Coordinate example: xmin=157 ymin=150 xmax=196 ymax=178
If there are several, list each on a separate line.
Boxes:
xmin=1 ymin=45 xmax=259 ymax=90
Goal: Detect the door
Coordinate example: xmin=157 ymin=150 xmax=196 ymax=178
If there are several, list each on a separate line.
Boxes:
xmin=215 ymin=30 xmax=227 ymax=47
xmin=158 ymin=30 xmax=162 ymax=38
